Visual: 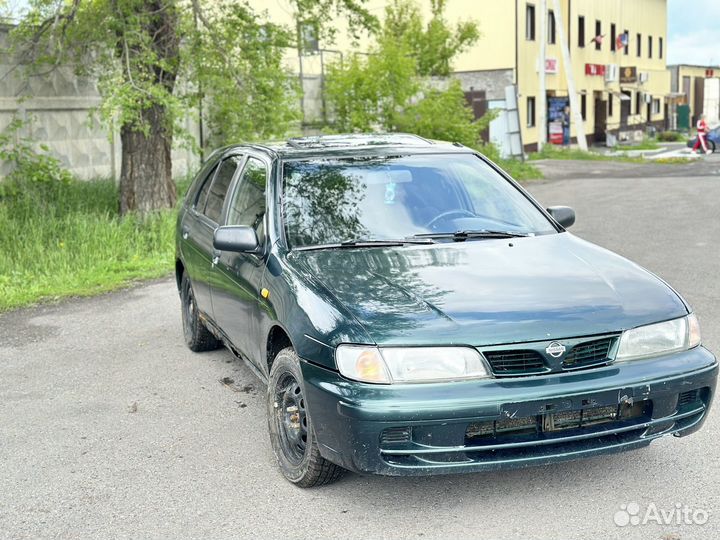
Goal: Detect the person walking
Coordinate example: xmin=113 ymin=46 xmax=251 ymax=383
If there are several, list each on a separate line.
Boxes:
xmin=693 ymin=114 xmax=712 ymax=155
xmin=561 ymin=105 xmax=571 ymax=146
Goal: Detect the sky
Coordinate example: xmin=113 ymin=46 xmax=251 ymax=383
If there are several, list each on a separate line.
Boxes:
xmin=667 ymin=0 xmax=720 ymax=66
xmin=2 ymin=0 xmax=719 ymax=67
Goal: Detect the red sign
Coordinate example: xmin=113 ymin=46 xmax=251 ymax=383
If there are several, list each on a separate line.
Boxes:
xmin=706 ymin=69 xmax=715 ymax=78
xmin=585 ymin=63 xmax=606 ymax=76
xmin=545 ymin=58 xmax=558 ymax=74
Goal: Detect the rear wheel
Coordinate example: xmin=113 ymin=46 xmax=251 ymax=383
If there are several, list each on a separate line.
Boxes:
xmin=267 ymin=347 xmax=345 ymax=487
xmin=180 ymin=272 xmax=220 ymax=352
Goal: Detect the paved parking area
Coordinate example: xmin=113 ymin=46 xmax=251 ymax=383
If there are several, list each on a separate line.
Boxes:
xmin=1 ymin=169 xmax=718 ymax=539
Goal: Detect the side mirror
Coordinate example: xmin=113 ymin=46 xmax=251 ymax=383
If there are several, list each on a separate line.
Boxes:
xmin=546 ymin=206 xmax=576 ymax=228
xmin=213 ymin=226 xmax=259 ymax=253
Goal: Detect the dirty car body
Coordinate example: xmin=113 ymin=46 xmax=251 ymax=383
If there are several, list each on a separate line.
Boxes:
xmin=175 ymin=134 xmax=717 ymax=485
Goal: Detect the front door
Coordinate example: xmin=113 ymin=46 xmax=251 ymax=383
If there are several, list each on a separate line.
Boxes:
xmin=594 ymin=95 xmax=607 ymax=143
xmin=211 ymin=155 xmax=269 ymax=366
xmin=620 ymin=92 xmax=631 ymax=128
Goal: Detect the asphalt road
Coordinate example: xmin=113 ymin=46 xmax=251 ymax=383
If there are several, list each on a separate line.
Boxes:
xmin=1 ymin=164 xmax=719 ymax=540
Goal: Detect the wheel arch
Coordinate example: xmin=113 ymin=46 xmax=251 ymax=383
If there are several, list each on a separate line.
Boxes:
xmin=266 ymin=324 xmax=295 ymax=374
xmin=175 ymin=259 xmax=185 ymax=291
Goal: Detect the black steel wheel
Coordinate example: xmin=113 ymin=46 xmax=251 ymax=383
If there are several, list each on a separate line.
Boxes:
xmin=267 ymin=347 xmax=345 ymax=487
xmin=180 ymin=272 xmax=219 ymax=352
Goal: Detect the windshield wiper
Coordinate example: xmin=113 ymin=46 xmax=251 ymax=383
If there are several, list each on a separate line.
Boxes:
xmin=411 ymin=230 xmax=530 ymax=242
xmin=295 ymin=238 xmax=436 ymax=251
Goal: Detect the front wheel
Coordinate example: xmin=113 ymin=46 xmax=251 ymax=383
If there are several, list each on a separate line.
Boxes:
xmin=267 ymin=348 xmax=345 ymax=487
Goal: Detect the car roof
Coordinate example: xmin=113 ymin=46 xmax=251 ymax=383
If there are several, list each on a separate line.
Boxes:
xmin=215 ymin=133 xmax=475 ymax=160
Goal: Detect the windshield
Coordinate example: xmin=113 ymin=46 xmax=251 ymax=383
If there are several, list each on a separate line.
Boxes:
xmin=282 ymin=153 xmax=557 ymax=248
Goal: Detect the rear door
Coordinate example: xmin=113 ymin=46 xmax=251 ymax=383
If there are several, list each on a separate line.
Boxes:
xmin=180 ymin=154 xmax=243 ymax=318
xmin=210 ymin=155 xmax=269 ymax=365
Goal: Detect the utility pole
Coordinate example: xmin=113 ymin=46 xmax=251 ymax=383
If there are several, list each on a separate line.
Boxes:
xmin=552 ymin=0 xmax=588 ymax=150
xmin=538 ymin=0 xmax=547 ymax=151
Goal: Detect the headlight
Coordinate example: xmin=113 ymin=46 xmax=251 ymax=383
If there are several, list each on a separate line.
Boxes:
xmin=615 ymin=314 xmax=701 ymax=362
xmin=335 ymin=345 xmax=490 ymax=384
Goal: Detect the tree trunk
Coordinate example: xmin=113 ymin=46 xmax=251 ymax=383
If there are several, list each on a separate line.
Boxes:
xmin=119 ymin=103 xmax=176 ymax=216
xmin=117 ymin=0 xmax=180 ymax=216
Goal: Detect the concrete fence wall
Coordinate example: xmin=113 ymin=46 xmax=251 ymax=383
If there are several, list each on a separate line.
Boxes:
xmin=0 ymin=25 xmax=200 ymax=181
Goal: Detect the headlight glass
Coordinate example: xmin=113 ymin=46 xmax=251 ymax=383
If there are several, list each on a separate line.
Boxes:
xmin=335 ymin=345 xmax=490 ymax=384
xmin=615 ymin=314 xmax=701 ymax=362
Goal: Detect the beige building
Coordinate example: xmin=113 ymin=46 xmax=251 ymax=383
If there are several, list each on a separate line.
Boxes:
xmin=257 ymin=0 xmax=671 ymax=149
xmin=668 ymin=64 xmax=720 ymax=128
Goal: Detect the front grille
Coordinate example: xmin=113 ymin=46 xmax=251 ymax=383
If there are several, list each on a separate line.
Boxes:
xmin=483 ymin=350 xmax=546 ymax=376
xmin=562 ymin=336 xmax=617 ymax=369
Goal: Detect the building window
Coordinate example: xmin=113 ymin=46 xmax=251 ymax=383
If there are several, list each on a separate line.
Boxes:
xmin=611 ymin=24 xmax=616 ymax=51
xmin=652 ymin=98 xmax=661 ymax=115
xmin=624 ymin=30 xmax=629 ymax=55
xmin=526 ymin=4 xmax=536 ymax=41
xmin=595 ymin=20 xmax=602 ymax=50
xmin=609 ymin=95 xmax=614 ymax=117
xmin=636 ymin=33 xmax=642 ymax=57
xmin=581 ymin=94 xmax=587 ymax=121
xmin=527 ymin=96 xmax=536 ymax=127
xmin=648 ymin=36 xmax=653 ymax=58
xmin=659 ymin=37 xmax=663 ymax=59
xmin=578 ymin=16 xmax=585 ymax=47
xmin=548 ymin=10 xmax=556 ymax=44
xmin=636 ymin=91 xmax=642 ymax=115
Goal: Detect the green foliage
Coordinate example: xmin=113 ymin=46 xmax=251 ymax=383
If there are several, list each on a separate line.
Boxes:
xmin=383 ymin=0 xmax=480 ymax=76
xmin=325 ymin=37 xmax=419 ymax=132
xmin=395 ymin=80 xmax=492 ymax=146
xmin=325 ymin=0 xmax=485 ymax=149
xmin=0 ymin=175 xmax=183 ymax=311
xmin=657 ymin=131 xmax=686 ymax=142
xmin=0 ymin=115 xmax=73 ymax=197
xmin=186 ymin=1 xmax=299 ymax=145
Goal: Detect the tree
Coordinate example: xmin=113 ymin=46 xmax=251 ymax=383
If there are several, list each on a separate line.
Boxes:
xmin=12 ymin=0 xmax=377 ymax=216
xmin=382 ymin=0 xmax=480 ymax=76
xmin=325 ymin=0 xmax=484 ymax=145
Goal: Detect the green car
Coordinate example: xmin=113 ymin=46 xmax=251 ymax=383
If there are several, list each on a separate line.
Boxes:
xmin=175 ymin=134 xmax=717 ymax=487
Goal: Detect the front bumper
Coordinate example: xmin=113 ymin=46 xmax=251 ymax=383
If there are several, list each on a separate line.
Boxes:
xmin=301 ymin=346 xmax=718 ymax=476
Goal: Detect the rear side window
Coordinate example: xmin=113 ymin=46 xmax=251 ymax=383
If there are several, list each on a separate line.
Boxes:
xmin=203 ymin=156 xmax=242 ymax=223
xmin=194 ymin=163 xmax=218 ymax=212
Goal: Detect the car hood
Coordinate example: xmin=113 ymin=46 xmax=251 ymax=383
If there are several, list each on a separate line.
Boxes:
xmin=289 ymin=233 xmax=688 ymax=346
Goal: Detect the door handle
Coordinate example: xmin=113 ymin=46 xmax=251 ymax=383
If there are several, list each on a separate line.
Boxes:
xmin=181 ymin=226 xmax=190 ymax=240
xmin=211 ymin=250 xmax=220 ymax=267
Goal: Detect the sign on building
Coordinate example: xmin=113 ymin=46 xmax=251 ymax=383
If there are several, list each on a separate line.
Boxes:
xmin=545 ymin=58 xmax=559 ymax=74
xmin=585 ymin=64 xmax=606 ymax=76
xmin=620 ymin=66 xmax=638 ymax=84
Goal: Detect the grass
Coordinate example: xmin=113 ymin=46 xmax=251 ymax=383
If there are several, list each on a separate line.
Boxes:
xmin=529 ymin=145 xmax=644 ymax=163
xmin=612 ymin=138 xmax=661 ymax=151
xmin=0 ymin=177 xmax=191 ymax=312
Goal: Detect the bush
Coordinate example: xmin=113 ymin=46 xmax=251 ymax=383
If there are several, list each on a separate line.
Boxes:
xmin=395 ymin=80 xmax=489 ymax=146
xmin=657 ymin=131 xmax=686 ymax=142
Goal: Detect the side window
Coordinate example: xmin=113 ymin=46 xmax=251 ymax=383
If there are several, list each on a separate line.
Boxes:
xmin=203 ymin=156 xmax=242 ymax=223
xmin=226 ymin=157 xmax=268 ymax=242
xmin=194 ymin=163 xmax=218 ymax=212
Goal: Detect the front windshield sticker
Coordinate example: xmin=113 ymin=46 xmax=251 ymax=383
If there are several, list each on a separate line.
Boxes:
xmin=384 ymin=182 xmax=396 ymax=205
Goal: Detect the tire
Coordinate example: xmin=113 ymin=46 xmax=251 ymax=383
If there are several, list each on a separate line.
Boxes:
xmin=267 ymin=347 xmax=345 ymax=487
xmin=180 ymin=272 xmax=220 ymax=352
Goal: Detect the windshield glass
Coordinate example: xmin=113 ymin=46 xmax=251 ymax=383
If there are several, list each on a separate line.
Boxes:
xmin=282 ymin=153 xmax=557 ymax=248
